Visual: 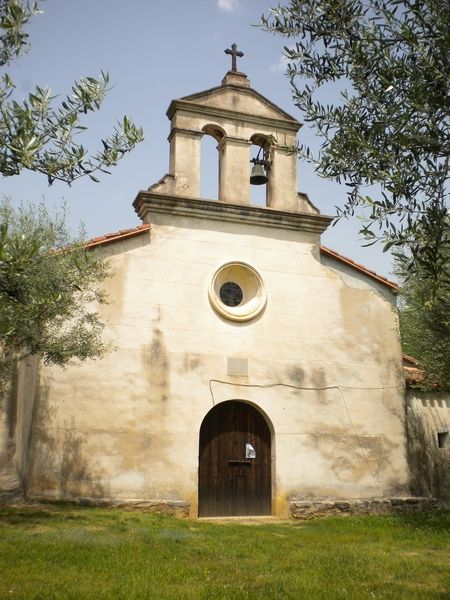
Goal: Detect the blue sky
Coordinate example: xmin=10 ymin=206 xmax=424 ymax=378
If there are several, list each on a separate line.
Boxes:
xmin=2 ymin=0 xmax=395 ymax=278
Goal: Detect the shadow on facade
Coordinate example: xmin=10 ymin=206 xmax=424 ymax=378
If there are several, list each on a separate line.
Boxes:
xmin=407 ymin=404 xmax=450 ymax=500
xmin=26 ymin=380 xmax=109 ymax=500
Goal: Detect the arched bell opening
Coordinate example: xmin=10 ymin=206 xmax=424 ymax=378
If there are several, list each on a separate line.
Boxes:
xmin=198 ymin=400 xmax=273 ymax=517
xmin=249 ymin=133 xmax=273 ymax=207
xmin=200 ymin=124 xmax=226 ymax=201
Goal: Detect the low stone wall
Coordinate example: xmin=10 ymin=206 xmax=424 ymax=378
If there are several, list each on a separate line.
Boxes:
xmin=0 ymin=494 xmax=190 ymax=518
xmin=78 ymin=498 xmax=191 ymax=518
xmin=290 ymin=497 xmax=440 ymax=520
xmin=2 ymin=494 xmax=444 ymax=521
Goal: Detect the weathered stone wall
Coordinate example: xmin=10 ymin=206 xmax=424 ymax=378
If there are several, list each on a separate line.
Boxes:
xmin=0 ymin=355 xmax=39 ymax=494
xmin=406 ymin=390 xmax=450 ymax=500
xmin=23 ymin=205 xmax=409 ymax=516
xmin=290 ymin=497 xmax=440 ymax=520
xmin=164 ymin=77 xmax=302 ymax=211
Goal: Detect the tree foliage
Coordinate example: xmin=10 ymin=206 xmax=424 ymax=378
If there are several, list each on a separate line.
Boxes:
xmin=261 ymin=0 xmax=449 ymax=283
xmin=0 ymin=199 xmax=110 ymax=381
xmin=0 ymin=0 xmax=143 ymax=184
xmin=397 ymin=221 xmax=450 ymax=390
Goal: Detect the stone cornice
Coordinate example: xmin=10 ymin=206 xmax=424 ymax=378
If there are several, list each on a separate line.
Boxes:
xmin=133 ymin=192 xmax=332 ymax=235
xmin=167 ymin=127 xmax=203 ymax=142
xmin=218 ymin=136 xmax=250 ymax=147
xmin=166 ymin=99 xmax=301 ymax=134
xmin=178 ymin=83 xmax=300 ymax=123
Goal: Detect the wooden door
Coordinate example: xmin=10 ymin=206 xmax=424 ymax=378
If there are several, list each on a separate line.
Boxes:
xmin=198 ymin=401 xmax=272 ymax=517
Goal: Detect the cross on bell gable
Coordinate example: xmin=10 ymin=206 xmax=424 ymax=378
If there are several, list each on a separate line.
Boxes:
xmin=225 ymin=43 xmax=244 ymax=72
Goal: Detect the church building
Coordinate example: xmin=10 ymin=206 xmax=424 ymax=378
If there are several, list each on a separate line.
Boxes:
xmin=2 ymin=48 xmax=417 ymax=518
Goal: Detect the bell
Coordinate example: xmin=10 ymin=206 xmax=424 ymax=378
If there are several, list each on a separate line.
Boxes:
xmin=250 ymin=163 xmax=269 ymax=185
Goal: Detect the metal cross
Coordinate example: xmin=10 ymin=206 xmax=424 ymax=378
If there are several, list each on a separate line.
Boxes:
xmin=225 ymin=43 xmax=244 ymax=72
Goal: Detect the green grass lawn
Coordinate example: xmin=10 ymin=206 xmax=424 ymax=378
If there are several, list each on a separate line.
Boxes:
xmin=0 ymin=506 xmax=449 ymax=599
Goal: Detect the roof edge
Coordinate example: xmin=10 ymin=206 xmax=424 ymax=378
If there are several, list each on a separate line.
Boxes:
xmin=320 ymin=245 xmax=398 ymax=291
xmin=85 ymin=224 xmax=150 ymax=250
xmin=82 ymin=223 xmax=397 ymax=291
xmin=168 ymin=84 xmax=301 ymax=126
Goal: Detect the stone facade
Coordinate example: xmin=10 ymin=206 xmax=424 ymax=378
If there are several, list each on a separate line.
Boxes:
xmin=406 ymin=389 xmax=450 ymax=501
xmin=1 ymin=65 xmax=432 ymax=517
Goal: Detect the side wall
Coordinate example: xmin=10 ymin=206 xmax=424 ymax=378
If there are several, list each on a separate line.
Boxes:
xmin=406 ymin=389 xmax=450 ymax=500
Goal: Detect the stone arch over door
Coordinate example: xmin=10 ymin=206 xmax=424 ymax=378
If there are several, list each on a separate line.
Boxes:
xmin=198 ymin=400 xmax=272 ymax=517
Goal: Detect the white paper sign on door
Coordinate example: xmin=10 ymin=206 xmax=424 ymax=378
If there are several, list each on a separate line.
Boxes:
xmin=245 ymin=443 xmax=256 ymax=459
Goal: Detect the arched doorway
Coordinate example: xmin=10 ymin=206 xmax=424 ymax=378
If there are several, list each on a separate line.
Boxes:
xmin=198 ymin=401 xmax=272 ymax=517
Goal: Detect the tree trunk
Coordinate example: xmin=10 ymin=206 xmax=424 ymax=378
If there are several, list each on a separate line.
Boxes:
xmin=0 ymin=355 xmax=21 ymax=493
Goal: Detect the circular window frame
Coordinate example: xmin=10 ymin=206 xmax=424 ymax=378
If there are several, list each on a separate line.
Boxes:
xmin=208 ymin=261 xmax=267 ymax=322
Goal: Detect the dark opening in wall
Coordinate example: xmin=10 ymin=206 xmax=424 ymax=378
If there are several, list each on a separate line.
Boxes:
xmin=200 ymin=125 xmax=225 ymax=201
xmin=249 ymin=143 xmax=267 ymax=207
xmin=200 ymin=134 xmax=219 ymax=200
xmin=437 ymin=431 xmax=449 ymax=449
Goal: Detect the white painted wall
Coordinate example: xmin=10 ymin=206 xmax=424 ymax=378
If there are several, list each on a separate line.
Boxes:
xmin=26 ymin=205 xmax=409 ymax=516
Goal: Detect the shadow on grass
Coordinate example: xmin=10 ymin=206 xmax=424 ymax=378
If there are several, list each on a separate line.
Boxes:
xmin=394 ymin=510 xmax=450 ymax=532
xmin=1 ymin=505 xmax=450 ymax=535
xmin=0 ymin=506 xmax=86 ymax=525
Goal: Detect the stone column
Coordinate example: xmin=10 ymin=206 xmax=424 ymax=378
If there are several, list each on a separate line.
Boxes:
xmin=219 ymin=137 xmax=250 ymax=205
xmin=267 ymin=147 xmax=299 ymax=212
xmin=168 ymin=128 xmax=203 ymax=197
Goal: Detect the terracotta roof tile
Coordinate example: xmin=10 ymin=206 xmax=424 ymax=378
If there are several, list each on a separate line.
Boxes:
xmin=404 ymin=366 xmax=424 ymax=385
xmin=320 ymin=245 xmax=398 ymax=291
xmin=403 ymin=353 xmax=419 ymax=367
xmin=402 ymin=354 xmax=424 ymax=386
xmin=85 ymin=224 xmax=150 ymax=249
